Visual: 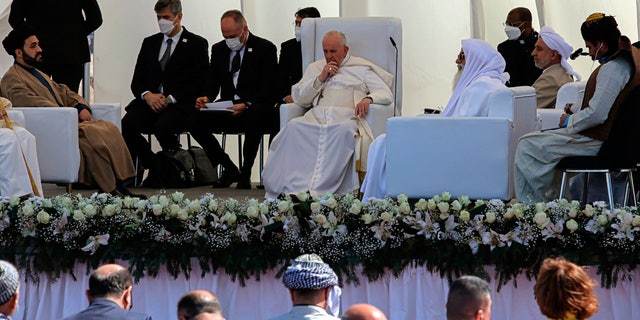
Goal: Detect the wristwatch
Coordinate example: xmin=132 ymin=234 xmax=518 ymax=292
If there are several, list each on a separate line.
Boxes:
xmin=164 ymin=96 xmax=172 ymax=105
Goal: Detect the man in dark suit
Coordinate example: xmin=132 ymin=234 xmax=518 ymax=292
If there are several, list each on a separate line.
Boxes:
xmin=277 ymin=7 xmax=321 ymax=104
xmin=9 ymin=0 xmax=102 ymax=93
xmin=190 ymin=9 xmax=277 ymax=189
xmin=63 ymin=264 xmax=152 ymax=320
xmin=122 ymin=0 xmax=209 ymax=180
xmin=497 ymin=7 xmax=541 ymax=87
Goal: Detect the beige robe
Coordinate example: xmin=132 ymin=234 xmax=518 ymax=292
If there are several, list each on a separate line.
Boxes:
xmin=532 ymin=63 xmax=574 ymax=109
xmin=1 ymin=64 xmax=135 ymax=192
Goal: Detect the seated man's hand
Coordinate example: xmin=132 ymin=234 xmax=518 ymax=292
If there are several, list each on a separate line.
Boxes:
xmin=78 ymin=109 xmax=93 ymax=122
xmin=195 ymin=96 xmax=209 ymax=109
xmin=563 ymin=103 xmax=574 ymax=115
xmin=284 ymin=95 xmax=294 ymax=104
xmin=143 ymin=92 xmax=167 ymax=112
xmin=559 ymin=114 xmax=570 ymax=127
xmin=230 ymin=103 xmax=247 ymax=116
xmin=355 ymin=97 xmax=372 ymax=118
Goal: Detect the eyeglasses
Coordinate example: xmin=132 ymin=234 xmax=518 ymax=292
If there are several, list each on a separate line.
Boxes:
xmin=457 ymin=52 xmax=465 ymax=60
xmin=503 ymin=21 xmax=525 ymax=28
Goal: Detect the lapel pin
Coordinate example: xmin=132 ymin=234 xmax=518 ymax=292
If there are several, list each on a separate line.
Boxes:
xmin=248 ymin=48 xmax=253 ymax=52
xmin=182 ymin=38 xmax=188 ymax=43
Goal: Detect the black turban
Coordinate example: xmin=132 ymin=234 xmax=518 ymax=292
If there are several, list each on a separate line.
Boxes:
xmin=2 ymin=24 xmax=36 ymax=57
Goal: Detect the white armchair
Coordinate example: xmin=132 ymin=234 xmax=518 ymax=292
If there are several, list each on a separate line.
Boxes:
xmin=14 ymin=103 xmax=121 ymax=192
xmin=279 ymin=17 xmax=403 ymax=138
xmin=538 ymin=81 xmax=586 ymax=130
xmin=385 ymin=86 xmax=537 ymax=200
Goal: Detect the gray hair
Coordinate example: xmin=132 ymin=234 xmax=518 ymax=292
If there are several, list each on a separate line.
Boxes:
xmin=154 ymin=0 xmax=182 ymax=14
xmin=221 ymin=9 xmax=247 ymax=28
xmin=323 ymin=30 xmax=347 ymax=47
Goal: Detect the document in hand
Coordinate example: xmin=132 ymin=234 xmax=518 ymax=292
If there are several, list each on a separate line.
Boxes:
xmin=203 ymin=100 xmax=234 ymax=112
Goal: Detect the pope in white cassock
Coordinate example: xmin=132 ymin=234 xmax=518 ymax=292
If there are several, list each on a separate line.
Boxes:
xmin=0 ymin=98 xmax=42 ymax=197
xmin=361 ymin=39 xmax=509 ymax=201
xmin=263 ymin=30 xmax=393 ymax=199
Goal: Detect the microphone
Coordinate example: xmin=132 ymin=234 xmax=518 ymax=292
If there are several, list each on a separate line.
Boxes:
xmin=570 ymin=48 xmax=587 ymax=60
xmin=389 ymin=37 xmax=398 ymax=116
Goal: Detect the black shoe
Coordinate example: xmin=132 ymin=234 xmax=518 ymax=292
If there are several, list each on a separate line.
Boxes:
xmin=116 ymin=186 xmax=148 ymax=199
xmin=212 ymin=166 xmax=240 ymax=188
xmin=236 ymin=177 xmax=252 ymax=189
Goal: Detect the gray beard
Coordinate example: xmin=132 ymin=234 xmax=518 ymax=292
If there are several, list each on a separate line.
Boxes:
xmin=452 ymin=66 xmax=464 ymax=91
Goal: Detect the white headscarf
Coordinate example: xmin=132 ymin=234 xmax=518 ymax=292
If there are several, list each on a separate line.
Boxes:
xmin=539 ymin=26 xmax=582 ymax=81
xmin=443 ymin=39 xmax=509 ymax=117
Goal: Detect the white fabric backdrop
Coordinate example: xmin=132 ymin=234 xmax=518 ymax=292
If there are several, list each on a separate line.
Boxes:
xmin=13 ymin=261 xmax=640 ymax=320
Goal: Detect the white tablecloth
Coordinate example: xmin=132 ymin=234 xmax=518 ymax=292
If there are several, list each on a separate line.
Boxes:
xmin=14 ymin=261 xmax=640 ymax=320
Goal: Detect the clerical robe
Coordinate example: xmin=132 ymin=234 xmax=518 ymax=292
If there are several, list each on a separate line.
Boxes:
xmin=263 ymin=55 xmax=393 ymax=198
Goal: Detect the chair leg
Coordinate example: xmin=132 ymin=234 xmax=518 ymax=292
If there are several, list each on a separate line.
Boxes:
xmin=629 ymin=171 xmax=637 ymax=206
xmin=258 ymin=135 xmax=265 ymax=188
xmin=559 ymin=171 xmax=568 ymax=200
xmin=66 ymin=183 xmax=72 ymax=194
xmin=237 ymin=134 xmax=243 ymax=169
xmin=580 ymin=172 xmax=590 ymax=205
xmin=605 ymin=172 xmax=614 ymax=208
xmin=220 ymin=133 xmax=227 ymax=177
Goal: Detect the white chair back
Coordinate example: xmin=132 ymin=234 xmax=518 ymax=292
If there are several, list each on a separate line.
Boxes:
xmin=300 ymin=17 xmax=403 ymax=113
xmin=555 ymin=81 xmax=586 ymax=110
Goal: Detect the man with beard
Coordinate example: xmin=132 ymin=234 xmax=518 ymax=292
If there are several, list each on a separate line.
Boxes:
xmin=1 ymin=24 xmax=142 ymax=198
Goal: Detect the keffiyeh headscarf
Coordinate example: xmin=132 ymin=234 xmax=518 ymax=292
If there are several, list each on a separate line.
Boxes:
xmin=443 ymin=39 xmax=509 ymax=117
xmin=283 ymin=254 xmax=341 ymax=316
xmin=539 ymin=26 xmax=581 ymax=81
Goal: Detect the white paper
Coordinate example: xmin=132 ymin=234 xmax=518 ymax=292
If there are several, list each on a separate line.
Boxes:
xmin=203 ymin=100 xmax=234 ymax=112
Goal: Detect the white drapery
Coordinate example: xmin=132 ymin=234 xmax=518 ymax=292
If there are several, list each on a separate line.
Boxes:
xmin=13 ymin=261 xmax=640 ymax=320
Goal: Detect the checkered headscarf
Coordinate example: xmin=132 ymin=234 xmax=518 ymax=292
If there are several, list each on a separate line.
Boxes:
xmin=282 ymin=254 xmax=338 ymax=290
xmin=0 ymin=261 xmax=19 ymax=305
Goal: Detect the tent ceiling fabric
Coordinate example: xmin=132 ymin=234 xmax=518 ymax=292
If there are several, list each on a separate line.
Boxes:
xmin=0 ymin=0 xmax=637 ymax=117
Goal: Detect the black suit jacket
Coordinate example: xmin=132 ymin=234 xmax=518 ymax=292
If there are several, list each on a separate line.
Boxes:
xmin=9 ymin=0 xmax=102 ymax=65
xmin=205 ymin=32 xmax=277 ymax=107
xmin=63 ymin=299 xmax=152 ymax=320
xmin=497 ymin=30 xmax=542 ymax=87
xmin=277 ymin=38 xmax=303 ymax=100
xmin=129 ymin=28 xmax=209 ymax=109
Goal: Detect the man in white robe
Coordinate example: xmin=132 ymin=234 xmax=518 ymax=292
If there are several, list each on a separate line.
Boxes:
xmin=263 ymin=30 xmax=393 ymax=199
xmin=0 ymin=98 xmax=42 ymax=197
xmin=361 ymin=39 xmax=509 ymax=201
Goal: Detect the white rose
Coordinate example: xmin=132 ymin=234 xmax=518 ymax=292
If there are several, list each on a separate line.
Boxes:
xmin=380 ymin=212 xmax=392 ymax=222
xmin=632 ymin=215 xmax=640 ymax=227
xmin=451 ymin=200 xmax=462 ymax=212
xmin=437 ymin=201 xmax=450 ymax=214
xmin=568 ymin=208 xmax=578 ymax=218
xmin=503 ymin=208 xmax=515 ymax=219
xmin=177 ymin=209 xmax=189 ymax=221
xmin=22 ymin=203 xmax=34 ymax=216
xmin=8 ymin=196 xmax=20 ymax=207
xmin=535 ymin=202 xmax=546 ymax=213
xmin=485 ymin=211 xmax=496 ymax=224
xmin=361 ymin=213 xmax=373 ymax=224
xmin=474 ymin=199 xmax=485 ymax=208
xmin=432 ymin=195 xmax=441 ymax=203
xmin=459 ymin=210 xmax=470 ymax=222
xmin=122 ymin=197 xmax=133 ymax=208
xmin=297 ymin=192 xmax=309 ymax=202
xmin=397 ymin=194 xmax=409 ymax=203
xmin=326 ymin=197 xmax=338 ymax=209
xmin=208 ymin=200 xmax=218 ymax=212
xmin=42 ymin=199 xmax=53 ymax=208
xmin=73 ymin=210 xmax=85 ymax=221
xmin=583 ymin=205 xmax=595 ymax=217
xmin=349 ymin=203 xmax=362 ymax=215
xmin=597 ymin=214 xmax=608 ymax=226
xmin=514 ymin=207 xmax=524 ymax=219
xmin=399 ymin=202 xmax=411 ymax=215
xmin=136 ymin=200 xmax=147 ymax=212
xmin=102 ymin=204 xmax=116 ymax=217
xmin=427 ymin=199 xmax=437 ymax=211
xmin=169 ymin=204 xmax=181 ymax=216
xmin=246 ymin=205 xmax=259 ymax=218
xmin=171 ymin=192 xmax=184 ymax=203
xmin=158 ymin=196 xmax=169 ymax=207
xmin=61 ymin=197 xmax=72 ymax=208
xmin=415 ymin=199 xmax=428 ymax=211
xmin=36 ymin=210 xmax=51 ymax=224
xmin=259 ymin=203 xmax=269 ymax=214
xmin=188 ymin=200 xmax=201 ymax=214
xmin=566 ymin=219 xmax=579 ymax=232
xmin=84 ymin=204 xmax=96 ymax=217
xmin=441 ymin=192 xmax=451 ymax=201
xmin=277 ymin=200 xmax=290 ymax=213
xmin=458 ymin=196 xmax=471 ymax=207
xmin=439 ymin=212 xmax=450 ymax=221
xmin=310 ymin=202 xmax=322 ymax=214
xmin=571 ymin=200 xmax=581 ymax=208
xmin=223 ymin=212 xmax=237 ymax=224
xmin=152 ymin=204 xmax=163 ymax=216
xmin=534 ymin=212 xmax=548 ymax=226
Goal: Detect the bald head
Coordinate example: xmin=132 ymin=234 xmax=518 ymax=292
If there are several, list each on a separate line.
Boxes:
xmin=178 ymin=290 xmax=223 ymax=320
xmin=88 ymin=264 xmax=132 ymax=299
xmin=341 ymin=304 xmax=387 ymax=320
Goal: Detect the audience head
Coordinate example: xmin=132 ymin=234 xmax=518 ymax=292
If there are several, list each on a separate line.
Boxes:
xmin=86 ymin=264 xmax=134 ymax=310
xmin=534 ymin=257 xmax=598 ymax=320
xmin=504 ymin=7 xmax=534 ymax=40
xmin=0 ymin=260 xmax=20 ymax=317
xmin=154 ymin=0 xmax=183 ymax=37
xmin=446 ymin=275 xmax=491 ymax=320
xmin=177 ymin=290 xmax=224 ymax=320
xmin=580 ymin=13 xmax=621 ymax=62
xmin=535 ymin=26 xmax=581 ymax=80
xmin=282 ymin=254 xmax=340 ymax=313
xmin=341 ymin=303 xmax=387 ymax=320
xmin=2 ymin=24 xmax=41 ymax=67
xmin=294 ymin=7 xmax=321 ymax=41
xmin=322 ymin=30 xmax=349 ymax=66
xmin=220 ymin=10 xmax=248 ymax=50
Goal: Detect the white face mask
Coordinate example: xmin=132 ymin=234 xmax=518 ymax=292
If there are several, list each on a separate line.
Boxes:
xmin=158 ymin=19 xmax=175 ymax=36
xmin=294 ymin=26 xmax=301 ymax=42
xmin=225 ymin=30 xmax=244 ymax=51
xmin=504 ymin=25 xmax=522 ymax=40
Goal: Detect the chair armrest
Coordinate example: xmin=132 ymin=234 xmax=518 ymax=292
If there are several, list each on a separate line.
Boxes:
xmin=13 ymin=107 xmax=80 ymax=183
xmin=538 ymin=109 xmax=565 ymax=131
xmin=386 ymin=117 xmax=513 ymax=200
xmin=91 ymin=103 xmax=122 ymax=131
xmin=6 ymin=110 xmax=25 ymax=127
xmin=365 ymin=103 xmax=394 ymax=137
xmin=279 ymin=103 xmax=308 ymax=129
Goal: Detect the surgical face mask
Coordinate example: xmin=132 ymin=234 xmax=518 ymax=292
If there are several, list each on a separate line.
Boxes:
xmin=294 ymin=26 xmax=301 ymax=42
xmin=225 ymin=31 xmax=244 ymax=51
xmin=158 ymin=18 xmax=175 ymax=36
xmin=504 ymin=25 xmax=521 ymax=40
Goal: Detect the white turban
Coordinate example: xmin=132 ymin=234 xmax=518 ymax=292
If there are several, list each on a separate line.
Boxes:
xmin=539 ymin=26 xmax=582 ymax=81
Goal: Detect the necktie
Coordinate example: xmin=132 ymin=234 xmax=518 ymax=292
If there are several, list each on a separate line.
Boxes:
xmin=230 ymin=50 xmax=241 ymax=74
xmin=160 ymin=38 xmax=173 ymax=71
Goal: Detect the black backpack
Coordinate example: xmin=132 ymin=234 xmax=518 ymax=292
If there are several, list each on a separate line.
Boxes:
xmin=145 ymin=149 xmax=196 ymax=188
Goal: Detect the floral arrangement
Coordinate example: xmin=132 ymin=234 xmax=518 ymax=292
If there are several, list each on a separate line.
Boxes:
xmin=0 ymin=191 xmax=639 ymax=289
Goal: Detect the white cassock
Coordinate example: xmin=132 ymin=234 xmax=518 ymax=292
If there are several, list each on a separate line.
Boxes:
xmin=0 ymin=126 xmax=42 ymax=197
xmin=263 ymin=55 xmax=393 ymax=199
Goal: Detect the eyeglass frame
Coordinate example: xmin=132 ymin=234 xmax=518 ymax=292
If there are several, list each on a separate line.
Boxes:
xmin=457 ymin=52 xmax=465 ymax=60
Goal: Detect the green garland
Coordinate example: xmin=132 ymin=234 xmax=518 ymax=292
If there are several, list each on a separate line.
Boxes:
xmin=0 ymin=191 xmax=638 ymax=289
